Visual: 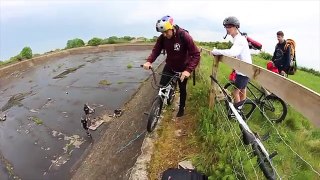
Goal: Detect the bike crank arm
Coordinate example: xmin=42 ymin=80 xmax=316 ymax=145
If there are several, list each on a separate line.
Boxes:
xmin=269 ymin=151 xmax=278 ymax=159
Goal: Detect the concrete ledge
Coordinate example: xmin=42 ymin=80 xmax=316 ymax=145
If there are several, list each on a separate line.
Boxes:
xmin=0 ymin=43 xmax=154 ymax=78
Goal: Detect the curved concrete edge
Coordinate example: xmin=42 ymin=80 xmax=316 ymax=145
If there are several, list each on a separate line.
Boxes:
xmin=129 ymin=99 xmax=179 ymax=180
xmin=129 ymin=91 xmax=182 ymax=180
xmin=129 ymin=126 xmax=158 ymax=180
xmin=71 ymin=62 xmax=165 ymax=180
xmin=0 ymin=43 xmax=154 ymax=78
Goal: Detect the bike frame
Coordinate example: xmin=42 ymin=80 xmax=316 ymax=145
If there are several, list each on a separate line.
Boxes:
xmin=211 ymin=75 xmax=278 ymax=179
xmin=148 ymin=67 xmax=180 ymax=105
xmin=158 ymin=79 xmax=176 ymax=105
xmin=246 ymin=81 xmax=267 ymax=103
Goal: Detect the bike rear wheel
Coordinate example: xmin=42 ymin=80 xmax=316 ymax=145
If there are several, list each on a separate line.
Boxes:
xmin=241 ymin=99 xmax=256 ymax=120
xmin=147 ymin=96 xmax=163 ymax=132
xmin=224 ymin=82 xmax=256 ymax=120
xmin=261 ymin=95 xmax=287 ymax=123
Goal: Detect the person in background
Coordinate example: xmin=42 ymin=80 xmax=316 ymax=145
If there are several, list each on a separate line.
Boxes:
xmin=211 ymin=16 xmax=252 ymax=108
xmin=271 ymin=31 xmax=291 ymax=76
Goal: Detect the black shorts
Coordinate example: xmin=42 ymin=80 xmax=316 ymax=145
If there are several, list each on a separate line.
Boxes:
xmin=235 ymin=74 xmax=249 ymax=89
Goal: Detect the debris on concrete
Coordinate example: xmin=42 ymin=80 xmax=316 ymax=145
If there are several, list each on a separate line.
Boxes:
xmin=30 ymin=109 xmax=39 ymax=113
xmin=0 ymin=114 xmax=6 ymax=121
xmin=178 ymin=160 xmax=194 ymax=170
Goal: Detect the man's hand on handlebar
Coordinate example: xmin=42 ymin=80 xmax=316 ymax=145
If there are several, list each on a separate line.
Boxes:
xmin=180 ymin=71 xmax=190 ymax=82
xmin=143 ymin=62 xmax=152 ymax=70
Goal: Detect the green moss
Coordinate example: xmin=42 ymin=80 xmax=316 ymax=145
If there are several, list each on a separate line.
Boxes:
xmin=32 ymin=117 xmax=43 ymax=125
xmin=127 ymin=64 xmax=133 ymax=69
xmin=99 ymin=80 xmax=112 ymax=86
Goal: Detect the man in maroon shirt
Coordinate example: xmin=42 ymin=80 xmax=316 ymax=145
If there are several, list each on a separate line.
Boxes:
xmin=143 ymin=15 xmax=200 ymax=117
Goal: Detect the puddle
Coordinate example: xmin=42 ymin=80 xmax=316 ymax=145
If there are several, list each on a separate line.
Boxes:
xmin=0 ymin=50 xmax=164 ymax=179
xmin=53 ymin=64 xmax=85 ymax=79
xmin=1 ymin=91 xmax=32 ymax=111
xmin=46 ymin=132 xmax=85 ymax=175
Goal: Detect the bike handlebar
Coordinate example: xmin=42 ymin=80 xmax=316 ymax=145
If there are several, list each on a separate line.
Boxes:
xmin=210 ymin=75 xmax=230 ymax=100
xmin=141 ymin=64 xmax=182 ymax=77
xmin=141 ymin=64 xmax=183 ymax=89
xmin=140 ymin=64 xmax=153 ymax=70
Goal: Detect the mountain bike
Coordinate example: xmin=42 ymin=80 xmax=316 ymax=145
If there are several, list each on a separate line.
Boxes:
xmin=210 ymin=75 xmax=279 ymax=180
xmin=141 ymin=65 xmax=180 ymax=132
xmin=224 ymin=80 xmax=287 ymax=123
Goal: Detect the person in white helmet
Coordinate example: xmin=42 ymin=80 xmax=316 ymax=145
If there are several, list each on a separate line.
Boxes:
xmin=211 ymin=16 xmax=252 ymax=107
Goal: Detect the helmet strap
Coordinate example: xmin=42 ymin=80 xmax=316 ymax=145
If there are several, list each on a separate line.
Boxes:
xmin=223 ymin=33 xmax=228 ymax=39
xmin=237 ymin=28 xmax=242 ymax=35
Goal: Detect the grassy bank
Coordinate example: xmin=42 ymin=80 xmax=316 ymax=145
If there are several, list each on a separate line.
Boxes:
xmin=148 ymin=53 xmax=320 ymax=179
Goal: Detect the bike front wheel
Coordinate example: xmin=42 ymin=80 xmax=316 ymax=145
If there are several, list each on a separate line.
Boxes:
xmin=252 ymin=143 xmax=276 ymax=180
xmin=147 ymin=96 xmax=163 ymax=132
xmin=261 ymin=95 xmax=287 ymax=123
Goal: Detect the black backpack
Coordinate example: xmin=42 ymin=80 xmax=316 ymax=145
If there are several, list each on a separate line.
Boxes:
xmin=161 ymin=168 xmax=208 ymax=180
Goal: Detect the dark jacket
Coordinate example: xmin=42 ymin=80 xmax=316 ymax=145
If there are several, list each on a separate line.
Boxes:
xmin=271 ymin=40 xmax=291 ymax=72
xmin=147 ymin=26 xmax=200 ymax=73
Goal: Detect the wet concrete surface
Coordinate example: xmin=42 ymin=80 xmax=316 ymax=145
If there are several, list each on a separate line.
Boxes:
xmin=0 ymin=50 xmax=163 ymax=180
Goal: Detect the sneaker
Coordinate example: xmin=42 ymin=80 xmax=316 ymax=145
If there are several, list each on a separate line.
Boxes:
xmin=228 ymin=106 xmax=242 ymax=119
xmin=228 ymin=111 xmax=235 ymax=119
xmin=176 ymin=107 xmax=185 ymax=117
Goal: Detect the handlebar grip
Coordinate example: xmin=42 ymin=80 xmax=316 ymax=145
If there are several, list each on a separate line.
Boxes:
xmin=209 ymin=75 xmax=218 ymax=84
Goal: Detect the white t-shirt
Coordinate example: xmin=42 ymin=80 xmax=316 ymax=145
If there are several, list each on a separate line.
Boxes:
xmin=211 ymin=33 xmax=252 ymax=76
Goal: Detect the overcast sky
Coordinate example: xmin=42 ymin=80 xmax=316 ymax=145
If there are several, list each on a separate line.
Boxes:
xmin=1 ymin=0 xmax=319 ymax=70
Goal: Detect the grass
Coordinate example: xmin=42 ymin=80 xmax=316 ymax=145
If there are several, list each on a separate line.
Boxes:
xmin=288 ymin=70 xmax=320 ymax=93
xmin=148 ymin=53 xmax=320 ymax=179
xmin=0 ymin=59 xmax=19 ymax=67
xmin=252 ymin=57 xmax=320 ymax=93
xmin=148 ymin=106 xmax=201 ymax=179
xmin=98 ymin=80 xmax=112 ymax=86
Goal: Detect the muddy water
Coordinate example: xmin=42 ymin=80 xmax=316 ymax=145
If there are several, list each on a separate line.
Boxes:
xmin=0 ymin=50 xmax=163 ymax=179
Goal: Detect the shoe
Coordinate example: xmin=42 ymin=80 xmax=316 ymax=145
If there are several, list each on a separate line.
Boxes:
xmin=234 ymin=100 xmax=245 ymax=109
xmin=228 ymin=106 xmax=242 ymax=119
xmin=229 ymin=112 xmax=235 ymax=118
xmin=176 ymin=107 xmax=185 ymax=117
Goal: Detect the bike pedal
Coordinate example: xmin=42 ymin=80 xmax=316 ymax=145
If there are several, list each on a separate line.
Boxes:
xmin=249 ymin=151 xmax=255 ymax=158
xmin=261 ymin=132 xmax=270 ymax=141
xmin=269 ymin=151 xmax=278 ymax=159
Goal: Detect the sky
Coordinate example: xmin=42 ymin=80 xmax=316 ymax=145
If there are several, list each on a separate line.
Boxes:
xmin=1 ymin=0 xmax=319 ymax=70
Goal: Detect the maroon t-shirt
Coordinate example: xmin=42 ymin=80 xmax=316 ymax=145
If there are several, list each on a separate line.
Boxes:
xmin=147 ymin=27 xmax=200 ymax=73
